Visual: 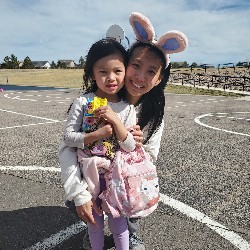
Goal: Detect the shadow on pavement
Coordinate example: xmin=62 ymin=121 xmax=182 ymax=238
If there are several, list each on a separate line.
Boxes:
xmin=0 ymin=206 xmax=115 ymax=250
xmin=0 ymin=206 xmax=79 ymax=249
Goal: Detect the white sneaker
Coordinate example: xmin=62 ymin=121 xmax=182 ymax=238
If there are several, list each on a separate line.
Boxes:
xmin=129 ymin=233 xmax=145 ymax=250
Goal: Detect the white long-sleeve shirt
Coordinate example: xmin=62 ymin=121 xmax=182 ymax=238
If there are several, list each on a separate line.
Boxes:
xmin=59 ymin=92 xmax=138 ymax=205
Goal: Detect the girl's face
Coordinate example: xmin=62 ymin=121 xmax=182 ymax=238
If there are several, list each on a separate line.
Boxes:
xmin=125 ymin=46 xmax=163 ymax=104
xmin=93 ymin=53 xmax=126 ymax=101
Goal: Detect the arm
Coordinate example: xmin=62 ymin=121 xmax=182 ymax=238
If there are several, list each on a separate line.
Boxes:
xmin=60 ymin=96 xmax=103 ymax=224
xmin=59 ymin=139 xmax=102 ymax=224
xmin=94 ymin=105 xmax=136 ymax=152
xmin=142 ymin=120 xmax=164 ymax=163
xmin=94 ymin=105 xmax=128 ymax=142
xmin=63 ymin=97 xmax=85 ymax=149
xmin=64 ymin=97 xmax=114 ymax=147
xmin=83 ymin=123 xmax=113 ymax=145
xmin=59 ymin=141 xmax=91 ymax=205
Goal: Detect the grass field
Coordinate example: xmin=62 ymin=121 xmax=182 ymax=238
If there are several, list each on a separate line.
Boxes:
xmin=0 ymin=69 xmax=84 ymax=88
xmin=0 ymin=68 xmax=244 ymax=97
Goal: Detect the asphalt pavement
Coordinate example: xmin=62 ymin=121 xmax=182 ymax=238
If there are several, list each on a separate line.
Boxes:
xmin=0 ymin=86 xmax=249 ymax=250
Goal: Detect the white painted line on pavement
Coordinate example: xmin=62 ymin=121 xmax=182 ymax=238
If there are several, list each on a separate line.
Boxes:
xmin=13 ymin=95 xmax=37 ymax=101
xmin=0 ymin=109 xmax=62 ymax=130
xmin=1 ymin=165 xmax=249 ymax=249
xmin=194 ymin=113 xmax=250 ymax=137
xmin=0 ymin=121 xmax=61 ymax=130
xmin=0 ymin=109 xmax=60 ymax=122
xmin=160 ymin=194 xmax=250 ymax=250
xmin=0 ymin=166 xmax=60 ymax=172
xmin=26 ymin=221 xmax=87 ymax=250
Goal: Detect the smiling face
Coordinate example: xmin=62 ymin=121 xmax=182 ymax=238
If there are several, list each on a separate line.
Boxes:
xmin=125 ymin=46 xmax=163 ymax=105
xmin=93 ymin=53 xmax=126 ymax=102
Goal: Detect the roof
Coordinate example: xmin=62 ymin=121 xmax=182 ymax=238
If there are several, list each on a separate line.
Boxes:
xmin=32 ymin=61 xmax=50 ymax=67
xmin=58 ymin=60 xmax=75 ymax=64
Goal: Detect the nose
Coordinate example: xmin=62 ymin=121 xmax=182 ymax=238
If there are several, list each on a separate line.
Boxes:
xmin=107 ymin=73 xmax=115 ymax=82
xmin=135 ymin=72 xmax=145 ymax=82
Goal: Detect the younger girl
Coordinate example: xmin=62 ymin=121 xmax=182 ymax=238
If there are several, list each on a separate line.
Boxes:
xmin=61 ymin=38 xmax=137 ymax=250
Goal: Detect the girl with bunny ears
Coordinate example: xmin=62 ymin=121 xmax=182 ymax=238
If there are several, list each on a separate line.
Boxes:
xmin=59 ymin=12 xmax=188 ymax=250
xmin=125 ymin=11 xmax=187 ymax=152
xmin=121 ymin=12 xmax=188 ymax=249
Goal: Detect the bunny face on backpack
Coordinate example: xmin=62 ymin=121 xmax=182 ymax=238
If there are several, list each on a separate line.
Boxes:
xmin=141 ymin=175 xmax=160 ymax=205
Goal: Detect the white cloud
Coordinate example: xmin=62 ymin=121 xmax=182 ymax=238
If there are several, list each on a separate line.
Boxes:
xmin=0 ymin=0 xmax=249 ymax=65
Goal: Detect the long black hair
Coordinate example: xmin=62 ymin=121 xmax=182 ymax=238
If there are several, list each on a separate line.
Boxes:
xmin=128 ymin=41 xmax=171 ymax=143
xmin=83 ymin=38 xmax=128 ymax=93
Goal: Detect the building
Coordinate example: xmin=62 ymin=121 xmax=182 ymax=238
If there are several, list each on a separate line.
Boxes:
xmin=58 ymin=60 xmax=76 ymax=68
xmin=32 ymin=61 xmax=51 ymax=69
xmin=19 ymin=61 xmax=24 ymax=68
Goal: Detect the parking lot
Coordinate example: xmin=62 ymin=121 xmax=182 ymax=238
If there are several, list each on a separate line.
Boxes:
xmin=0 ymin=86 xmax=249 ymax=249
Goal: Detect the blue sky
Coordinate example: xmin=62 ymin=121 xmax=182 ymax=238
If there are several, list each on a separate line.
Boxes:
xmin=0 ymin=0 xmax=249 ymax=66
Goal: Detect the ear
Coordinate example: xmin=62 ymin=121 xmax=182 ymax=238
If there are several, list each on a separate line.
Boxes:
xmin=129 ymin=12 xmax=155 ymax=42
xmin=154 ymin=72 xmax=163 ymax=87
xmin=155 ymin=77 xmax=162 ymax=86
xmin=156 ymin=30 xmax=188 ymax=54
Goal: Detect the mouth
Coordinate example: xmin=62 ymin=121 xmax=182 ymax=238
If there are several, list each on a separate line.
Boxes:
xmin=106 ymin=84 xmax=117 ymax=88
xmin=131 ymin=81 xmax=143 ymax=89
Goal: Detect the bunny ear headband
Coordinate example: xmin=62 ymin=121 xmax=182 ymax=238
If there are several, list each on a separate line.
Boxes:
xmin=129 ymin=12 xmax=188 ymax=67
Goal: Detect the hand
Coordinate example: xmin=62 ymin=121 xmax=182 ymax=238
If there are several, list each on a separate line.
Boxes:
xmin=130 ymin=124 xmax=143 ymax=146
xmin=97 ymin=123 xmax=113 ymax=139
xmin=76 ymin=200 xmax=102 ymax=225
xmin=94 ymin=106 xmax=118 ymax=124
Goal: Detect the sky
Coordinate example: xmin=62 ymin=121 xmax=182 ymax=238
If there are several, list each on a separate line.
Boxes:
xmin=0 ymin=0 xmax=249 ymax=66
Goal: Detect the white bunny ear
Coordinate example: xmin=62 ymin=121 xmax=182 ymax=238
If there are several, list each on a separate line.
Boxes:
xmin=129 ymin=12 xmax=155 ymax=42
xmin=156 ymin=30 xmax=188 ymax=54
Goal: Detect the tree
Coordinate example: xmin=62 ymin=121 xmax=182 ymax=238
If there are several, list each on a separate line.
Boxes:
xmin=182 ymin=61 xmax=189 ymax=68
xmin=22 ymin=56 xmax=34 ymax=69
xmin=191 ymin=62 xmax=197 ymax=68
xmin=1 ymin=56 xmax=9 ymax=68
xmin=2 ymin=54 xmax=19 ymax=69
xmin=79 ymin=56 xmax=85 ymax=68
xmin=2 ymin=56 xmax=11 ymax=68
xmin=51 ymin=61 xmax=57 ymax=69
xmin=57 ymin=60 xmax=66 ymax=69
xmin=9 ymin=54 xmax=19 ymax=69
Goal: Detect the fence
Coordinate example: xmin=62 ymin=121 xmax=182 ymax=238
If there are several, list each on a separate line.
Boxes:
xmin=170 ymin=71 xmax=250 ymax=92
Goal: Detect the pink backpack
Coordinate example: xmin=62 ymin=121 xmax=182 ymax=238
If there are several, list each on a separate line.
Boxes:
xmin=100 ymin=147 xmax=160 ymax=218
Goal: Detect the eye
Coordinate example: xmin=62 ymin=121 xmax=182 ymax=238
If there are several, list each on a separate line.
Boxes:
xmin=132 ymin=63 xmax=139 ymax=68
xmin=99 ymin=70 xmax=107 ymax=74
xmin=116 ymin=69 xmax=124 ymax=74
xmin=148 ymin=70 xmax=156 ymax=76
